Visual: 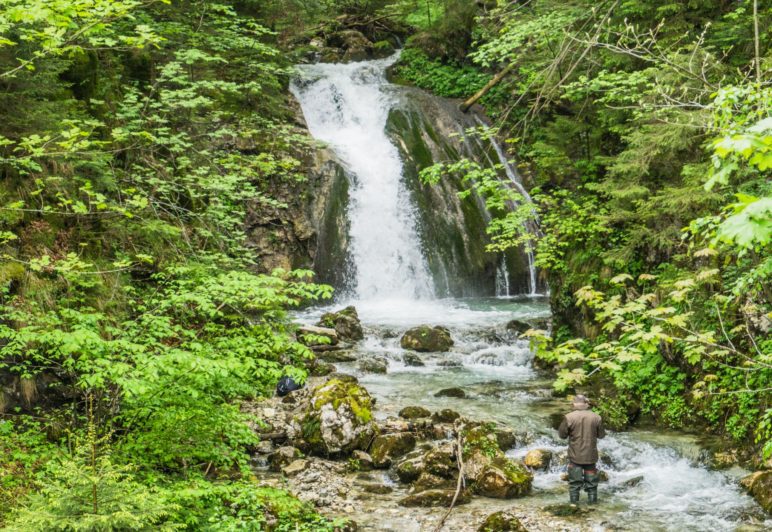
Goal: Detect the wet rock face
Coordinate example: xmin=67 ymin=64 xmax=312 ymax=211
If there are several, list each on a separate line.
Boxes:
xmin=400 ymin=325 xmax=453 ymax=352
xmin=478 ymin=511 xmax=528 ymax=532
xmin=289 ymin=378 xmax=377 ymax=455
xmin=740 ymin=471 xmax=772 ymax=513
xmin=318 ymin=306 xmax=364 ymax=342
xmin=369 ymin=433 xmax=416 ymax=468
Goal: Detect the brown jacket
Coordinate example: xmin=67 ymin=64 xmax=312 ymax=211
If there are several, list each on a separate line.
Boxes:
xmin=558 ymin=405 xmax=605 ymax=464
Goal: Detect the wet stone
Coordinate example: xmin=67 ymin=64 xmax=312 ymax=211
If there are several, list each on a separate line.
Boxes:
xmin=478 ymin=511 xmax=528 ymax=532
xmin=431 ymin=409 xmax=461 ymax=423
xmin=399 ymin=405 xmax=431 ymax=419
xmin=398 ymin=489 xmax=471 ymax=508
xmin=370 ymin=433 xmax=417 ymax=468
xmin=523 ymin=448 xmax=552 ymax=470
xmin=434 ymin=387 xmax=466 ymax=398
xmin=403 ymin=352 xmax=425 ymax=366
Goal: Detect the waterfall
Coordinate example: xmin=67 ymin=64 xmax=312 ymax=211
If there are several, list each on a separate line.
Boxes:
xmin=291 ymin=56 xmax=434 ymax=301
xmin=478 ymin=117 xmax=540 ymax=296
xmin=495 ymin=256 xmax=510 ymax=297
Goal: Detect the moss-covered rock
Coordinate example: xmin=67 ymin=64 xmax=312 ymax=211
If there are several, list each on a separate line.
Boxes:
xmin=396 ymin=456 xmax=424 ymax=483
xmin=434 ymin=387 xmax=465 ymax=398
xmin=412 ymin=472 xmax=454 ymax=492
xmin=290 ymin=378 xmax=377 ymax=455
xmin=318 ymin=306 xmax=364 ymax=342
xmin=475 ymin=457 xmax=533 ymax=498
xmin=357 ymin=356 xmax=388 ymax=374
xmin=400 ymin=325 xmax=453 ymax=352
xmin=478 ymin=511 xmax=527 ymax=532
xmin=269 ymin=446 xmax=303 ymax=472
xmin=431 ymin=409 xmax=461 ymax=423
xmin=403 ymin=352 xmax=425 ymax=366
xmin=399 ymin=405 xmax=431 ymax=419
xmin=398 ymin=489 xmax=471 ymax=508
xmin=370 ymin=433 xmax=416 ymax=468
xmin=740 ymin=471 xmax=772 ymax=513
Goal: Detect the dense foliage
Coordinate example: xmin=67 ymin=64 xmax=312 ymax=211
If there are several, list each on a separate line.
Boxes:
xmin=0 ymin=0 xmax=338 ymax=528
xmin=408 ymin=0 xmax=771 ymax=458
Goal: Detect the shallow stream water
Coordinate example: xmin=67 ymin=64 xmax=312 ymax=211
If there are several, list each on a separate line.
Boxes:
xmin=299 ymin=298 xmax=769 ymax=531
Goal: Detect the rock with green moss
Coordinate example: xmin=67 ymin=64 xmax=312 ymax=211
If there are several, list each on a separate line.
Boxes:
xmin=740 ymin=471 xmax=772 ymax=513
xmin=290 ymin=378 xmax=377 ymax=455
xmin=475 ymin=457 xmax=532 ymax=498
xmin=412 ymin=472 xmax=454 ymax=492
xmin=396 ymin=455 xmax=424 ymax=483
xmin=370 ymin=433 xmax=416 ymax=468
xmin=399 ymin=405 xmax=431 ymax=419
xmin=317 ymin=306 xmax=364 ymax=342
xmin=432 ymin=409 xmax=461 ymax=423
xmin=400 ymin=325 xmax=453 ymax=352
xmin=269 ymin=446 xmax=303 ymax=472
xmin=435 ymin=387 xmax=465 ymax=398
xmin=478 ymin=511 xmax=527 ymax=532
xmin=398 ymin=489 xmax=471 ymax=508
xmin=372 ymin=40 xmax=395 ymax=58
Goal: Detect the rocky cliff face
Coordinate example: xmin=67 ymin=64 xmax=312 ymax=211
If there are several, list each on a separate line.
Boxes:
xmin=247 ymin=69 xmax=532 ymax=297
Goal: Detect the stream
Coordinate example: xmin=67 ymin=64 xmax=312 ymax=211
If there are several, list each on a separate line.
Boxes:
xmin=290 ymin=55 xmax=770 ymax=530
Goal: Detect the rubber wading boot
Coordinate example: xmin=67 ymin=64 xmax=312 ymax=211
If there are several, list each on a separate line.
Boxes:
xmin=585 ymin=470 xmax=600 ymax=504
xmin=568 ymin=465 xmax=584 ymax=503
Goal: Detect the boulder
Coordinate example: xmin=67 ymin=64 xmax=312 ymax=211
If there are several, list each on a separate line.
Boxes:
xmin=370 ymin=433 xmax=416 ymax=468
xmin=297 ymin=324 xmax=338 ymax=348
xmin=523 ymin=448 xmax=553 ymax=470
xmin=403 ymin=352 xmax=425 ymax=366
xmin=505 ymin=320 xmax=532 ymax=335
xmin=281 ymin=459 xmax=309 ymax=477
xmin=399 ymin=406 xmax=431 ymax=419
xmin=318 ymin=306 xmax=364 ymax=342
xmin=740 ymin=471 xmax=772 ymax=513
xmin=350 ymin=450 xmax=374 ymax=471
xmin=423 ymin=445 xmax=457 ymax=479
xmin=396 ymin=456 xmax=425 ymax=483
xmin=361 ymin=483 xmax=393 ymax=494
xmin=269 ymin=446 xmax=302 ymax=472
xmin=357 ymin=356 xmax=388 ymax=374
xmin=398 ymin=489 xmax=471 ymax=508
xmin=434 ymin=387 xmax=466 ymax=398
xmin=400 ymin=325 xmax=453 ymax=352
xmin=478 ymin=511 xmax=528 ymax=532
xmin=622 ymin=475 xmax=644 ymax=488
xmin=412 ymin=472 xmax=454 ymax=492
xmin=289 ymin=378 xmax=377 ymax=455
xmin=475 ymin=457 xmax=533 ymax=498
xmin=431 ymin=409 xmax=461 ymax=423
xmin=494 ymin=428 xmax=517 ymax=451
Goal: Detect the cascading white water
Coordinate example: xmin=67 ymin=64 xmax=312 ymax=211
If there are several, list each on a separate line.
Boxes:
xmin=474 ymin=117 xmax=540 ymax=296
xmin=291 ymin=56 xmax=434 ymax=301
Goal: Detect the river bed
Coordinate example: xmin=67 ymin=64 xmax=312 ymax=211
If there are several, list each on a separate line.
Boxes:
xmin=297 ymin=297 xmax=769 ymax=531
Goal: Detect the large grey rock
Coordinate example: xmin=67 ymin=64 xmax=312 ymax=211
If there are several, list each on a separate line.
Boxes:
xmin=400 ymin=325 xmax=453 ymax=352
xmin=288 ymin=378 xmax=377 ymax=455
xmin=318 ymin=306 xmax=364 ymax=341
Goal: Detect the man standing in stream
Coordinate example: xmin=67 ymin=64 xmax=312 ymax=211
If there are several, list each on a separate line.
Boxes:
xmin=559 ymin=394 xmax=606 ymax=504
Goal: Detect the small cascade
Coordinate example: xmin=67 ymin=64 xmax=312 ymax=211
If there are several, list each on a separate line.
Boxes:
xmin=474 ymin=117 xmax=540 ymax=296
xmin=495 ymin=255 xmax=511 ymax=297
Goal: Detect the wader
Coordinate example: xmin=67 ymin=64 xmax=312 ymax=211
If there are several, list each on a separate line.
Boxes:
xmin=568 ymin=462 xmax=599 ymax=503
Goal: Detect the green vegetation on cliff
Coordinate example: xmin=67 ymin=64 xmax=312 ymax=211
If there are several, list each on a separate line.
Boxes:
xmin=403 ymin=0 xmax=771 ymax=459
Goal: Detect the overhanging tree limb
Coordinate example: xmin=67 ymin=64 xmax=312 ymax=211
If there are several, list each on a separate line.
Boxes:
xmin=459 ymin=63 xmax=515 ymax=113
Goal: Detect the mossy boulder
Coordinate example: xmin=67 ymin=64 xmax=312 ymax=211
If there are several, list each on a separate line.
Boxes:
xmin=399 ymin=405 xmax=431 ymax=419
xmin=400 ymin=325 xmax=453 ymax=352
xmin=475 ymin=457 xmax=533 ymax=499
xmin=372 ymin=39 xmax=396 ymax=58
xmin=291 ymin=378 xmax=377 ymax=455
xmin=403 ymin=352 xmax=425 ymax=366
xmin=396 ymin=456 xmax=424 ymax=483
xmin=494 ymin=428 xmax=517 ymax=451
xmin=435 ymin=387 xmax=465 ymax=398
xmin=431 ymin=409 xmax=460 ymax=423
xmin=478 ymin=511 xmax=527 ymax=532
xmin=370 ymin=433 xmax=416 ymax=468
xmin=318 ymin=306 xmax=364 ymax=342
xmin=423 ymin=446 xmax=457 ymax=478
xmin=398 ymin=489 xmax=471 ymax=508
xmin=740 ymin=471 xmax=772 ymax=513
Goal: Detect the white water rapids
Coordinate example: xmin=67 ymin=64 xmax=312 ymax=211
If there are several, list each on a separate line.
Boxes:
xmin=291 ymin=56 xmax=768 ymax=531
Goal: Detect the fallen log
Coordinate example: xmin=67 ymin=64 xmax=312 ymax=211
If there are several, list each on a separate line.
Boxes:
xmin=459 ymin=63 xmax=514 ymax=113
